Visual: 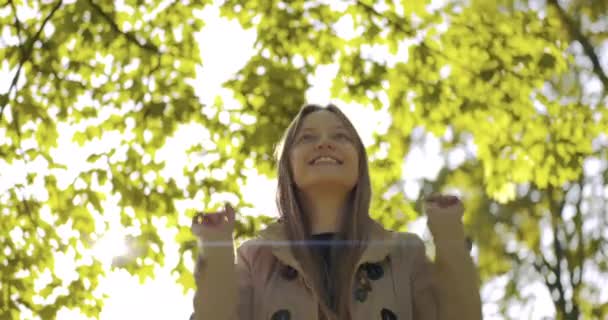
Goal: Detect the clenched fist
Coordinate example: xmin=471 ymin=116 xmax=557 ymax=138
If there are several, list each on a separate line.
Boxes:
xmin=423 ymin=193 xmax=467 ymax=245
xmin=191 ymin=203 xmax=236 ymax=246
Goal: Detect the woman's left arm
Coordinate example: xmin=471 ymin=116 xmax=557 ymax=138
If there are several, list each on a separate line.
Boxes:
xmin=424 ymin=195 xmax=482 ymax=320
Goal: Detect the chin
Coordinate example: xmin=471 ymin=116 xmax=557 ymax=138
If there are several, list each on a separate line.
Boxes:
xmin=293 ymin=167 xmax=359 ymax=192
xmin=300 ymin=178 xmax=357 ymax=192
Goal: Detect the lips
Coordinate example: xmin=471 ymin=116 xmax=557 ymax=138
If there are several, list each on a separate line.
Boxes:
xmin=309 ymin=155 xmax=343 ymax=165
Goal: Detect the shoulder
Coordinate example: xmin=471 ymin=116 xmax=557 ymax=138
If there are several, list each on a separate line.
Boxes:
xmin=366 ymin=220 xmax=427 ymax=265
xmin=386 ymin=231 xmax=427 ymax=262
xmin=236 ymin=237 xmax=273 ymax=263
xmin=368 ymin=219 xmax=425 ymax=251
xmin=387 ymin=232 xmax=432 ymax=277
xmin=235 ymin=222 xmax=285 ymax=263
xmin=394 ymin=231 xmax=425 ymax=248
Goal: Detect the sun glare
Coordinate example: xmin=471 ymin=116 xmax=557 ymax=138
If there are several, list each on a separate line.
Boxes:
xmin=92 ymin=229 xmax=129 ymax=266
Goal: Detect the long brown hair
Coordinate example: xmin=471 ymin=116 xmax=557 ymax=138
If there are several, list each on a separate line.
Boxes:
xmin=275 ymin=103 xmax=373 ymax=319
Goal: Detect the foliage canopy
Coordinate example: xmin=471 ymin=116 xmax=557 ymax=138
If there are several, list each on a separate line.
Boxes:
xmin=1 ymin=0 xmax=606 ymax=319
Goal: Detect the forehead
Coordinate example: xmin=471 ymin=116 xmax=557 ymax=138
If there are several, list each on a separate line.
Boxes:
xmin=299 ymin=110 xmax=345 ymax=130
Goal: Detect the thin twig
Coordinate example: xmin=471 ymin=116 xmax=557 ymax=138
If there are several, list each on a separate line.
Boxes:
xmin=86 ymin=0 xmax=160 ymax=53
xmin=8 ymin=0 xmax=24 ymax=53
xmin=547 ymin=0 xmax=608 ymax=92
xmin=354 ymin=0 xmax=483 ymax=76
xmin=547 ymin=186 xmax=569 ymax=316
xmin=0 ymin=0 xmax=63 ymax=122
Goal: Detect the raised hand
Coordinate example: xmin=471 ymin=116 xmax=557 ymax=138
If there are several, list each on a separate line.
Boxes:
xmin=423 ymin=193 xmax=465 ymax=238
xmin=191 ymin=203 xmax=236 ymax=246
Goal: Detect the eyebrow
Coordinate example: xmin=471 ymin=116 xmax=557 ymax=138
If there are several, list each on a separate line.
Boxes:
xmin=299 ymin=125 xmax=346 ymax=132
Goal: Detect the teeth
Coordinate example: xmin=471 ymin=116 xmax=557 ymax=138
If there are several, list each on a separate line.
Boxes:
xmin=313 ymin=156 xmax=339 ymax=164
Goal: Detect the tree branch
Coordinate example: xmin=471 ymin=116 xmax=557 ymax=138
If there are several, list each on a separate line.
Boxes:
xmin=547 ymin=186 xmax=569 ymax=317
xmin=547 ymin=0 xmax=608 ymax=91
xmin=9 ymin=0 xmax=24 ymax=51
xmin=86 ymin=0 xmax=160 ymax=53
xmin=354 ymin=0 xmax=415 ymax=36
xmin=569 ymin=179 xmax=585 ymax=318
xmin=353 ymin=0 xmax=524 ymax=81
xmin=0 ymin=0 xmax=63 ymax=122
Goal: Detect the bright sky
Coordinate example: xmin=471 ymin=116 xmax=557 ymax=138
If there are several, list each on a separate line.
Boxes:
xmin=0 ymin=2 xmax=568 ymax=319
xmin=91 ymin=5 xmax=553 ymax=320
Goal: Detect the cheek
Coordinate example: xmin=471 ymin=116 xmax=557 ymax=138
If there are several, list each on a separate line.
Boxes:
xmin=289 ymin=148 xmax=306 ymax=176
xmin=347 ymin=147 xmax=360 ymax=168
xmin=348 ymin=149 xmax=361 ymax=179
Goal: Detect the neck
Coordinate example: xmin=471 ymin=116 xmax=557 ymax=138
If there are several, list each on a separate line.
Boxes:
xmin=299 ymin=187 xmax=351 ymax=234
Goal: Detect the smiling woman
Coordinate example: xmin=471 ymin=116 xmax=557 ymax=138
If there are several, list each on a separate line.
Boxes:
xmin=288 ymin=108 xmax=361 ymax=236
xmin=190 ymin=103 xmax=482 ymax=320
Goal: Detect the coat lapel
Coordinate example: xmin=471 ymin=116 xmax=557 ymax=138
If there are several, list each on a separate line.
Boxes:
xmin=357 ymin=220 xmax=401 ymax=264
xmin=257 ymin=220 xmax=399 ymax=269
xmin=257 ymin=222 xmax=302 ymax=270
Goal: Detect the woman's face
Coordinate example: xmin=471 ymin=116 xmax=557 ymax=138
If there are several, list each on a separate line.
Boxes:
xmin=289 ymin=110 xmax=360 ymax=193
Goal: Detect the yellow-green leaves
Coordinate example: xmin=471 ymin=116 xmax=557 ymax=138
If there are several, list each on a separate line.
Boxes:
xmin=218 ymin=0 xmax=606 ymax=318
xmin=2 ymin=0 xmax=607 ymax=318
xmin=1 ymin=0 xmax=210 ymax=318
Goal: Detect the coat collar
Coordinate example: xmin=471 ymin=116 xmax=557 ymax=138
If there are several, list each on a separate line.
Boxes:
xmin=257 ymin=220 xmax=400 ymax=270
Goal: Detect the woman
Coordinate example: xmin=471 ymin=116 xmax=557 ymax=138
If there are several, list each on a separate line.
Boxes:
xmin=191 ymin=104 xmax=482 ymax=320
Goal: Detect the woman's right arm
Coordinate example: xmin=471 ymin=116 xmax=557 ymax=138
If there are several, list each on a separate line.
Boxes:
xmin=192 ymin=242 xmax=254 ymax=320
xmin=191 ymin=204 xmax=254 ymax=320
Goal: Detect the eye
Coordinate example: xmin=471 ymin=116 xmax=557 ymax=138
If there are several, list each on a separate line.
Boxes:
xmin=334 ymin=132 xmax=351 ymax=141
xmin=298 ymin=133 xmax=316 ymax=143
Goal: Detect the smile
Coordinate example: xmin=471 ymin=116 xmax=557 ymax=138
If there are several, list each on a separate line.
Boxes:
xmin=309 ymin=156 xmax=342 ymax=165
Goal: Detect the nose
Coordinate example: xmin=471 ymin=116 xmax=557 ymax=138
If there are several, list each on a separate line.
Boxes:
xmin=315 ymin=136 xmax=335 ymax=150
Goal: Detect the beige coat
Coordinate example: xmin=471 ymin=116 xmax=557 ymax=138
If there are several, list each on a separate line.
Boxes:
xmin=193 ymin=220 xmax=482 ymax=320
